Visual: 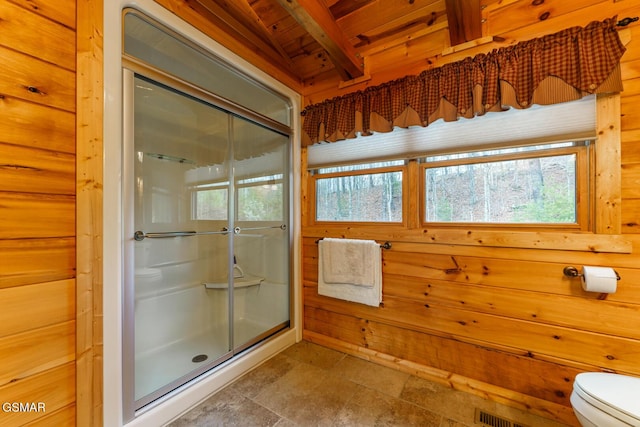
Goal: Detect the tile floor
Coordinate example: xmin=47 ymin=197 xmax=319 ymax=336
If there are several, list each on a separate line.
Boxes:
xmin=167 ymin=341 xmax=571 ymax=426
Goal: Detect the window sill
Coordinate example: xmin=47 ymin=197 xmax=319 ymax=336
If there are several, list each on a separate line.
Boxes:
xmin=303 ymin=225 xmax=631 ymax=254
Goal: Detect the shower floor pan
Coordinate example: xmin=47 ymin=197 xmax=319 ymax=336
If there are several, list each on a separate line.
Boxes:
xmin=134 ymin=319 xmax=277 ymax=401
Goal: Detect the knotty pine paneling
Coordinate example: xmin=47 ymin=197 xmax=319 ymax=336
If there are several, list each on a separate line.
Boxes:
xmin=0 ymin=0 xmax=78 ymax=425
xmin=621 ymin=51 xmax=640 ymax=232
xmin=8 ymin=0 xmax=77 ymax=30
xmin=0 ymin=45 xmax=75 ymax=112
xmin=622 ymin=129 xmax=640 ymax=163
xmin=483 ymin=0 xmax=603 ymax=36
xmin=76 ymin=0 xmax=102 ymax=423
xmin=0 ymin=193 xmax=75 ymax=239
xmin=303 ymin=232 xmax=640 ymax=424
xmin=0 ymin=143 xmax=75 ymax=195
xmin=304 ymin=306 xmax=583 ymax=406
xmin=0 ymin=362 xmax=75 ymax=427
xmin=621 ymin=93 xmax=640 ymax=130
xmin=622 ymin=199 xmax=640 ymax=232
xmin=0 ymin=1 xmax=76 ymax=71
xmin=366 ymin=29 xmax=448 ymax=74
xmin=0 ymin=279 xmax=75 ymax=337
xmin=622 ymin=57 xmax=640 ymax=81
xmin=304 ymin=280 xmax=640 ymax=374
xmin=622 ymin=163 xmax=640 ymax=198
xmin=0 ymin=97 xmax=75 ymax=153
xmin=384 ymin=276 xmax=640 ymax=339
xmin=25 ymin=404 xmax=75 ymax=427
xmin=336 ymin=0 xmax=445 ymax=41
xmin=0 ymin=238 xmax=75 ymax=288
xmin=0 ymin=321 xmax=75 ymax=387
xmin=621 ymin=76 xmax=640 ymax=97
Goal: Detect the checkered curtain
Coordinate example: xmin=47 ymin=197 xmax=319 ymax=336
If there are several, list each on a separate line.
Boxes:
xmin=301 ymin=17 xmax=625 ymax=146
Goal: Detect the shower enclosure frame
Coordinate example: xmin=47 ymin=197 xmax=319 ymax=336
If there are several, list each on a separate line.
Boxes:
xmin=118 ymin=8 xmax=297 ymax=423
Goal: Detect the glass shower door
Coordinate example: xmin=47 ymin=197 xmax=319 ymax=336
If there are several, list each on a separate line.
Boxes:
xmin=231 ymin=118 xmax=290 ymax=352
xmin=127 ymin=75 xmax=233 ymax=408
xmin=122 ymin=10 xmax=293 ymax=420
xmin=125 ymin=72 xmax=291 ymax=411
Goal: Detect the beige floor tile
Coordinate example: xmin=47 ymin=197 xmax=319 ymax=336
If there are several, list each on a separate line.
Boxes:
xmin=272 ymin=417 xmax=298 ymax=427
xmin=167 ymin=387 xmax=281 ymax=427
xmin=229 ymin=353 xmax=299 ymax=399
xmin=170 ymin=341 xmax=573 ymax=427
xmin=254 ymin=364 xmax=360 ymax=425
xmin=331 ymin=355 xmax=410 ymax=398
xmin=400 ymin=376 xmax=480 ymax=424
xmin=334 ymin=386 xmax=443 ymax=427
xmin=281 ymin=340 xmax=346 ymax=370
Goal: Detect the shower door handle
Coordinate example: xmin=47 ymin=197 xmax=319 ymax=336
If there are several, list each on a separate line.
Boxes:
xmin=233 ymin=224 xmax=287 ymax=235
xmin=133 ymin=229 xmax=231 ymax=241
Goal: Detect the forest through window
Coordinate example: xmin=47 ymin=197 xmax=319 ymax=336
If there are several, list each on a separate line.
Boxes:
xmin=311 ymin=142 xmax=589 ymax=228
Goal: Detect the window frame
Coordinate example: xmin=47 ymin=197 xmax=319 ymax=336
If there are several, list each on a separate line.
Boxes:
xmin=191 ymin=182 xmax=229 ymax=221
xmin=418 ymin=142 xmax=593 ymax=231
xmin=304 ymin=94 xmax=622 ymax=242
xmin=310 ymin=162 xmax=408 ymax=227
xmin=236 ymin=174 xmax=285 ymax=222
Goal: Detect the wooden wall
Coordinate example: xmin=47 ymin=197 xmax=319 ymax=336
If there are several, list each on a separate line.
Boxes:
xmin=76 ymin=0 xmax=104 ymax=425
xmin=3 ymin=0 xmax=640 ymax=426
xmin=301 ymin=1 xmax=640 ymax=426
xmin=0 ymin=0 xmax=78 ymax=425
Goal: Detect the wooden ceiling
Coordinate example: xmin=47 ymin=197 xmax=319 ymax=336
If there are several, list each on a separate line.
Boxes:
xmin=188 ymin=0 xmax=483 ymax=85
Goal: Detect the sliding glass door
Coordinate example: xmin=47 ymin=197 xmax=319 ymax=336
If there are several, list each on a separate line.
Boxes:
xmin=123 ymin=72 xmax=290 ymax=413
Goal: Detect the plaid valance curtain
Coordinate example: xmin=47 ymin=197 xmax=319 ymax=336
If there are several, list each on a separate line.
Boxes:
xmin=301 ymin=17 xmax=625 ymax=147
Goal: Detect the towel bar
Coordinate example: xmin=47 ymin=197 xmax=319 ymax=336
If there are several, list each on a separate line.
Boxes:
xmin=315 ymin=238 xmax=391 ymax=250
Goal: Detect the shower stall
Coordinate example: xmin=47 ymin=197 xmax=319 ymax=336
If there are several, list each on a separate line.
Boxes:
xmin=120 ymin=10 xmax=293 ymax=421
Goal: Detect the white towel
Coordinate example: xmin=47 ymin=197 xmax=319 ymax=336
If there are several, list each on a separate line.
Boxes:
xmin=318 ymin=238 xmax=382 ymax=307
xmin=322 ymin=238 xmax=375 ymax=287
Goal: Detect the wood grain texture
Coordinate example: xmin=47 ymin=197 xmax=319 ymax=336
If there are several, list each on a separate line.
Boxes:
xmin=0 ymin=0 xmax=78 ymax=425
xmin=0 ymin=363 xmax=75 ymax=427
xmin=299 ymin=5 xmax=640 ymax=423
xmin=0 ymin=97 xmax=75 ymax=153
xmin=0 ymin=238 xmax=75 ymax=288
xmin=0 ymin=1 xmax=76 ymax=71
xmin=0 ymin=193 xmax=75 ymax=239
xmin=0 ymin=280 xmax=75 ymax=337
xmin=8 ymin=0 xmax=76 ymax=29
xmin=76 ymin=0 xmax=103 ymax=424
xmin=0 ymin=143 xmax=75 ymax=195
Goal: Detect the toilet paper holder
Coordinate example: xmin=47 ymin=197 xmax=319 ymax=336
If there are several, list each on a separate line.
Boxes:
xmin=563 ymin=266 xmax=621 ymax=280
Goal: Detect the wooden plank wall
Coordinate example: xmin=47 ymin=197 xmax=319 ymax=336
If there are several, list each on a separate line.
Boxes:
xmin=76 ymin=0 xmax=104 ymax=425
xmin=301 ymin=1 xmax=640 ymax=425
xmin=0 ymin=0 xmax=77 ymax=425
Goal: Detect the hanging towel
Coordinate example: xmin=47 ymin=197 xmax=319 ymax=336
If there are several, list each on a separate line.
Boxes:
xmin=318 ymin=238 xmax=382 ymax=307
xmin=322 ymin=238 xmax=376 ymax=286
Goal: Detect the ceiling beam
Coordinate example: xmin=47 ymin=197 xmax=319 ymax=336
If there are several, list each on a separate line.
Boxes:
xmin=445 ymin=0 xmax=482 ymax=46
xmin=274 ymin=0 xmax=364 ymax=81
xmin=197 ymin=0 xmax=296 ymax=69
xmin=193 ymin=0 xmax=299 ymax=75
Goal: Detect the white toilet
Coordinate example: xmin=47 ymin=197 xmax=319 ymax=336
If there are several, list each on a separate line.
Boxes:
xmin=571 ymin=372 xmax=640 ymax=426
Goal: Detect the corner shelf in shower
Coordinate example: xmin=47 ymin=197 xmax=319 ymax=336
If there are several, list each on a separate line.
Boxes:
xmin=204 ymin=275 xmax=264 ymax=289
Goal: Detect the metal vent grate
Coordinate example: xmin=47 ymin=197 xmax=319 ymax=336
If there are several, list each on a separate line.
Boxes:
xmin=474 ymin=408 xmax=529 ymax=427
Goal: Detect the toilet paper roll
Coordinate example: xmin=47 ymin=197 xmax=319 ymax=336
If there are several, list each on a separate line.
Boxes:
xmin=581 ymin=266 xmax=618 ymax=293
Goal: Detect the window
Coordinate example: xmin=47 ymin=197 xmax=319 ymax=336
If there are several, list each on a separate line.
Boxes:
xmin=422 ymin=142 xmax=590 ymax=228
xmin=313 ymin=161 xmax=404 ymax=223
xmin=237 ymin=174 xmax=284 ymax=221
xmin=191 ymin=174 xmax=284 ymax=221
xmin=307 ymin=96 xmax=600 ymax=231
xmin=193 ymin=183 xmax=228 ymax=220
